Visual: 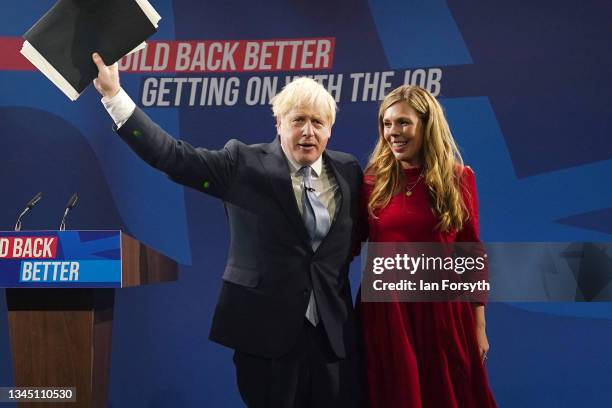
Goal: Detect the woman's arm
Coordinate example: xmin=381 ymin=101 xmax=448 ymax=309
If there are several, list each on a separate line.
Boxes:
xmin=458 ymin=167 xmax=490 ymax=361
xmin=473 ymin=303 xmax=489 ymax=361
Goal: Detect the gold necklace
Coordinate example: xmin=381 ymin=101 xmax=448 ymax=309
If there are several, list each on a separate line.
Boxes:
xmin=405 ymin=170 xmax=424 ymax=196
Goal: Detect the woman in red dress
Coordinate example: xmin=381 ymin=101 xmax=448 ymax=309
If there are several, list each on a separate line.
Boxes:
xmin=359 ymin=85 xmax=497 ymax=407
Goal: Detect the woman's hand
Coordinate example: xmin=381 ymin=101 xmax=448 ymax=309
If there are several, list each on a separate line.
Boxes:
xmin=475 ymin=324 xmax=490 ymax=362
xmin=473 ymin=304 xmax=489 ymax=362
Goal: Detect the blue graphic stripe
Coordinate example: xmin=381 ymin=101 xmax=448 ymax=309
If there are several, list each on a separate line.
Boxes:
xmin=19 ymin=260 xmax=121 ymax=283
xmin=59 ymin=231 xmax=121 ymax=260
xmin=12 ymin=282 xmax=121 ymax=288
xmin=368 ymin=0 xmax=472 ymax=68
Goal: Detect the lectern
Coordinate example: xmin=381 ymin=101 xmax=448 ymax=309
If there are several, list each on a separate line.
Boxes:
xmin=0 ymin=230 xmax=178 ymax=407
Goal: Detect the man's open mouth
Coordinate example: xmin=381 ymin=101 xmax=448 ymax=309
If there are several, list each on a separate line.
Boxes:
xmin=298 ymin=143 xmax=316 ymax=149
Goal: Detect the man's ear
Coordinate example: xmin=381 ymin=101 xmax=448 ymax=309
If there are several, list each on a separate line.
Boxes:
xmin=275 ymin=119 xmax=281 ymax=135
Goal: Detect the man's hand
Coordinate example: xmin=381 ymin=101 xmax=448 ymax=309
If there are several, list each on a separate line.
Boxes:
xmin=92 ymin=53 xmax=120 ymax=99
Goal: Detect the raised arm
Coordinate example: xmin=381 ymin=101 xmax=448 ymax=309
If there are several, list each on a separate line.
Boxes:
xmin=91 ymin=53 xmax=238 ymax=199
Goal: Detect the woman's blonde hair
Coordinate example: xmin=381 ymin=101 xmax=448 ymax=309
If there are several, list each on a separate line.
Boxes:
xmin=365 ymin=85 xmax=467 ymax=232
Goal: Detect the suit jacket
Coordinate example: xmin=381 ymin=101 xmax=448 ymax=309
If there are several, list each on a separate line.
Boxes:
xmin=117 ymin=107 xmax=365 ymax=358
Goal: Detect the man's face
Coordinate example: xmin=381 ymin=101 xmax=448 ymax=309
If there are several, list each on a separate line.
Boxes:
xmin=277 ymin=105 xmax=332 ymax=166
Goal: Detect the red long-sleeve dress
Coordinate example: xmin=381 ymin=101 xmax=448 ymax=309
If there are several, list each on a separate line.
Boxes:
xmin=359 ymin=166 xmax=497 ymax=408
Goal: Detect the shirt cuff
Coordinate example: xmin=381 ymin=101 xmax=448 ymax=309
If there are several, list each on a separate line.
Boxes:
xmin=101 ymin=88 xmax=136 ymax=129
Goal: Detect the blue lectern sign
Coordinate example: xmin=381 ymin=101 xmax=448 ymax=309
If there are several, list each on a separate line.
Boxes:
xmin=0 ymin=231 xmax=121 ymax=288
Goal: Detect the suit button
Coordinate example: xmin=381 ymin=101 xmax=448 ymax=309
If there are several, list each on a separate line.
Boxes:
xmin=303 ymin=289 xmax=309 ymax=295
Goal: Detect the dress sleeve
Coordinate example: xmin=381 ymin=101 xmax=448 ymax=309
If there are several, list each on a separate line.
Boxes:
xmin=456 ymin=166 xmax=480 ymax=243
xmin=456 ymin=167 xmax=488 ymax=303
xmin=361 ymin=174 xmax=376 ymax=229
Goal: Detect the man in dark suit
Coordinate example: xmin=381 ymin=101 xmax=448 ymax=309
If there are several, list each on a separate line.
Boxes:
xmin=92 ymin=53 xmax=365 ymax=407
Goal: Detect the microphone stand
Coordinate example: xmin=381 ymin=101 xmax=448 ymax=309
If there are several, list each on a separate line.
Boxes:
xmin=14 ymin=192 xmax=43 ymax=231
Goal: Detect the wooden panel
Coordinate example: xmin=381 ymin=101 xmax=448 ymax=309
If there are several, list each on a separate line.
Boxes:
xmin=91 ymin=291 xmax=114 ymax=408
xmin=121 ymin=233 xmax=178 ymax=287
xmin=121 ymin=234 xmax=140 ymax=287
xmin=5 ymin=289 xmax=114 ymax=408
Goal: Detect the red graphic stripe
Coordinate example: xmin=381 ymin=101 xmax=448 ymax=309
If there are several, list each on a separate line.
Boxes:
xmin=0 ymin=36 xmax=336 ymax=73
xmin=0 ymin=237 xmax=58 ymax=259
xmin=0 ymin=37 xmax=36 ymax=71
xmin=119 ymin=38 xmax=335 ymax=73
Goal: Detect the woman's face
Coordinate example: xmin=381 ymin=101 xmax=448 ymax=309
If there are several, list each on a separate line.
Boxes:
xmin=382 ymin=101 xmax=424 ymax=169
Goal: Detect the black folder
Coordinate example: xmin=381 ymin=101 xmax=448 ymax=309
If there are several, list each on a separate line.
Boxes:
xmin=21 ymin=0 xmax=161 ymax=100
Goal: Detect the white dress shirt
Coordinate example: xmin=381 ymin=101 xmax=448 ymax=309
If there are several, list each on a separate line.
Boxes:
xmin=280 ymin=145 xmax=339 ymax=224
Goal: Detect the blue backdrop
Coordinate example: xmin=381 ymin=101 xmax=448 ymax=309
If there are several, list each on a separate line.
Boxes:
xmin=1 ymin=0 xmax=611 ymax=406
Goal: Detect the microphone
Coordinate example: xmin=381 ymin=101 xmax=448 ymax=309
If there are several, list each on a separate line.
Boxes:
xmin=59 ymin=193 xmax=79 ymax=231
xmin=14 ymin=192 xmax=43 ymax=231
xmin=305 ymin=187 xmax=316 ymax=192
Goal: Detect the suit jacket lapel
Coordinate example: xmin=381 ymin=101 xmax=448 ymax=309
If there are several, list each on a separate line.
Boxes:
xmin=319 ymin=152 xmax=350 ymax=249
xmin=259 ymin=138 xmax=313 ymax=250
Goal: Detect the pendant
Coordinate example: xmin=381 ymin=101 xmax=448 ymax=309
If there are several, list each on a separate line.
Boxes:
xmin=405 ymin=190 xmax=412 ymax=196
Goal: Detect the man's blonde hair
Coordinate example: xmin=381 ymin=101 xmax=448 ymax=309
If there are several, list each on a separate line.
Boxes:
xmin=271 ymin=78 xmax=337 ymax=125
